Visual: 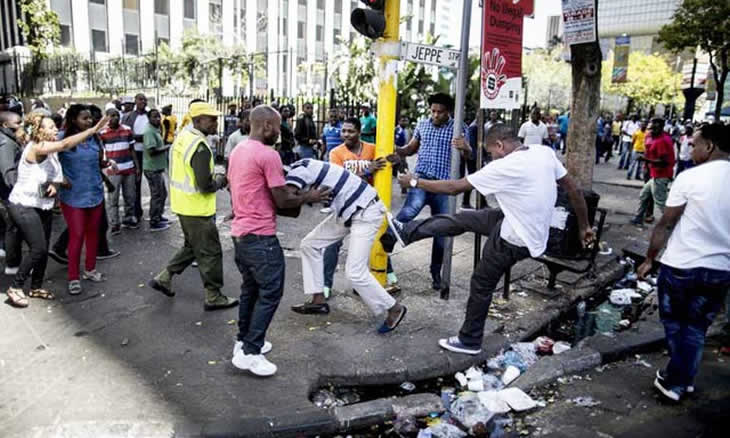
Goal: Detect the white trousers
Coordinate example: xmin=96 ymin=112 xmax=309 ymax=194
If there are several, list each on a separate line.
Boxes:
xmin=300 ymin=200 xmax=396 ymax=316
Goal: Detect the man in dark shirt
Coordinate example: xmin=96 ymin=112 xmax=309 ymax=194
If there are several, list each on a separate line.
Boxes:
xmin=0 ymin=111 xmax=22 ymax=269
xmin=294 ymin=102 xmax=318 ymax=159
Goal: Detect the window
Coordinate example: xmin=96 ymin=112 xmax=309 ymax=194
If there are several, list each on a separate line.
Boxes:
xmin=406 ymin=19 xmax=411 ymax=31
xmin=89 ymin=0 xmax=105 ymax=4
xmin=282 ymin=18 xmax=288 ymax=36
xmin=282 ymin=55 xmax=288 ymax=72
xmin=316 ymin=25 xmax=323 ymax=41
xmin=317 ymin=0 xmax=324 ymax=9
xmin=430 ymin=22 xmax=435 ymax=35
xmin=123 ymin=0 xmax=138 ymax=9
xmin=184 ymin=0 xmax=195 ymax=19
xmin=60 ymin=25 xmax=72 ymax=47
xmin=299 ymin=0 xmax=306 ymax=5
xmin=125 ymin=33 xmax=139 ymax=55
xmin=419 ymin=0 xmax=425 ymax=6
xmin=297 ymin=21 xmax=305 ymax=39
xmin=418 ymin=20 xmax=424 ymax=33
xmin=92 ymin=29 xmax=107 ymax=52
xmin=335 ymin=1 xmax=342 ymax=13
xmin=334 ymin=28 xmax=341 ymax=41
xmin=154 ymin=0 xmax=168 ymax=14
xmin=157 ymin=37 xmax=169 ymax=47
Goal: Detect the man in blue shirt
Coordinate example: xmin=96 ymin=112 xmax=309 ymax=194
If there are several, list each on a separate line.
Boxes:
xmin=386 ymin=93 xmax=470 ymax=290
xmin=321 ymin=108 xmax=342 ymax=160
xmin=394 ymin=116 xmax=410 ymax=147
xmin=558 ymin=111 xmax=569 ymax=154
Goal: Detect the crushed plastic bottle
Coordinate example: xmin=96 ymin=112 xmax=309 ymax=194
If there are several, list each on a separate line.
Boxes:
xmin=441 ymin=387 xmax=456 ymax=410
xmin=503 ymin=351 xmax=528 ymax=373
xmin=482 ymin=373 xmax=504 ymax=391
xmin=594 ymin=302 xmax=623 ymax=333
xmin=449 ymin=392 xmax=495 ymax=429
xmin=311 ymin=389 xmax=337 ymax=409
xmin=510 ymin=342 xmax=538 ymax=368
xmin=400 ymin=381 xmax=416 ymax=392
xmin=418 ymin=422 xmax=467 ymax=438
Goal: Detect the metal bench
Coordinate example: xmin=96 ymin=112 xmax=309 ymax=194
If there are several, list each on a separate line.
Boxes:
xmin=502 ymin=208 xmax=608 ymax=299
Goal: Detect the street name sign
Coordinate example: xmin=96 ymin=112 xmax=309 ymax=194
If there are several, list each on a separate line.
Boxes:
xmin=401 ymin=42 xmax=460 ymax=69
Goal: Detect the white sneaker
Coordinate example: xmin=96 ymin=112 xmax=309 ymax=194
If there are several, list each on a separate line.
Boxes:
xmin=232 ymin=351 xmax=277 ymax=376
xmin=0 ymin=248 xmax=6 ymax=258
xmin=233 ymin=340 xmax=272 ymax=356
xmin=320 ymin=207 xmax=333 ymax=214
xmin=4 ymin=266 xmax=18 ymax=275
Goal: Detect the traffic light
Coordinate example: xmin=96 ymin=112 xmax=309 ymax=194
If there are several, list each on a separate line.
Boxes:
xmin=351 ymin=0 xmax=386 ymax=39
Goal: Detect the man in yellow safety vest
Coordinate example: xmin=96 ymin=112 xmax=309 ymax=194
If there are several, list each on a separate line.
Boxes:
xmin=148 ymin=102 xmax=238 ymax=311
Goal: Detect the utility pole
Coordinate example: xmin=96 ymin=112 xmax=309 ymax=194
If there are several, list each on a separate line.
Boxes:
xmin=439 ymin=0 xmax=472 ymax=300
xmin=368 ymin=0 xmax=400 ymax=286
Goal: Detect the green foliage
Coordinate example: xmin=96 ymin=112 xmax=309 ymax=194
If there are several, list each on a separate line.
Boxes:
xmin=17 ymin=0 xmax=60 ymax=58
xmin=601 ymin=51 xmax=683 ymax=108
xmin=523 ymin=48 xmax=572 ymax=111
xmin=152 ymin=29 xmax=252 ymax=95
xmin=331 ymin=37 xmax=377 ymax=104
xmin=658 ymin=0 xmax=730 ymax=117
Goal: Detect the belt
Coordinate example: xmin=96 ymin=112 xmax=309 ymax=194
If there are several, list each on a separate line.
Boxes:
xmin=233 ymin=234 xmax=277 ymax=243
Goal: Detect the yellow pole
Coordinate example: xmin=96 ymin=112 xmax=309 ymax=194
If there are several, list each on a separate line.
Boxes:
xmin=369 ymin=0 xmax=400 ymax=286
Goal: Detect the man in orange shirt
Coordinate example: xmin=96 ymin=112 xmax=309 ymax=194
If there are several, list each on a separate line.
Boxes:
xmin=323 ymin=117 xmax=397 ymax=297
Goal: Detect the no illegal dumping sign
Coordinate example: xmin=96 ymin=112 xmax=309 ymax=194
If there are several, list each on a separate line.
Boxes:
xmin=562 ymin=0 xmax=597 ymax=46
xmin=480 ymin=0 xmax=533 ymax=110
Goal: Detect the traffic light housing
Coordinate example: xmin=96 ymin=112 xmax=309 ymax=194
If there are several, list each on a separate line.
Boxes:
xmin=351 ymin=0 xmax=386 ymax=39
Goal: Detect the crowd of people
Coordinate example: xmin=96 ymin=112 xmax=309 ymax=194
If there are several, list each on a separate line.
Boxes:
xmin=1 ymin=92 xmax=728 ymax=397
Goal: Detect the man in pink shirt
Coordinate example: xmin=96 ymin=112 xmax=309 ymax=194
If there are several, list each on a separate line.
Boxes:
xmin=228 ymin=105 xmax=330 ymax=377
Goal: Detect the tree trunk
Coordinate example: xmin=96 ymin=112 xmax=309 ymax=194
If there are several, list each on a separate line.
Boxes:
xmin=713 ymin=50 xmax=728 ymax=120
xmin=566 ymin=40 xmax=602 ymax=191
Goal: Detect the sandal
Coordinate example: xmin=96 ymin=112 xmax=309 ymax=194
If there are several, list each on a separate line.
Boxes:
xmin=82 ymin=270 xmax=105 ymax=282
xmin=68 ymin=280 xmax=82 ymax=295
xmin=6 ymin=287 xmax=29 ymax=308
xmin=28 ymin=288 xmax=56 ymax=300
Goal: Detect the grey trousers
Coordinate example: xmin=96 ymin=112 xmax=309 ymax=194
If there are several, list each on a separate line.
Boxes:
xmin=402 ymin=208 xmax=531 ymax=347
xmin=107 ymin=173 xmax=136 ymax=227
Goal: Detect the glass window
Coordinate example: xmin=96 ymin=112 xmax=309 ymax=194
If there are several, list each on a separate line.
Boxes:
xmin=335 ymin=1 xmax=342 ymax=13
xmin=157 ymin=37 xmax=169 ymax=47
xmin=299 ymin=0 xmax=307 ymax=5
xmin=418 ymin=19 xmax=423 ymax=33
xmin=184 ymin=0 xmax=195 ymax=19
xmin=282 ymin=18 xmax=288 ymax=35
xmin=154 ymin=0 xmax=168 ymax=14
xmin=316 ymin=25 xmax=323 ymax=41
xmin=298 ymin=21 xmax=305 ymax=39
xmin=123 ymin=0 xmax=138 ymax=9
xmin=317 ymin=0 xmax=324 ymax=9
xmin=92 ymin=29 xmax=107 ymax=52
xmin=125 ymin=33 xmax=139 ymax=55
xmin=89 ymin=0 xmax=105 ymax=4
xmin=60 ymin=24 xmax=72 ymax=47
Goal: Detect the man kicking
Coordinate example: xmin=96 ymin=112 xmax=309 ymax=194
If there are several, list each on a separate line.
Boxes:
xmin=382 ymin=124 xmax=594 ymax=354
xmin=288 ymin=158 xmax=407 ymax=333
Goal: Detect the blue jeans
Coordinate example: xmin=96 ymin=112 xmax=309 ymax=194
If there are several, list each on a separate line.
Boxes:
xmin=233 ymin=235 xmax=286 ymax=355
xmin=393 ymin=184 xmax=449 ymax=280
xmin=618 ymin=141 xmax=632 ymax=169
xmin=658 ymin=264 xmax=730 ymax=391
xmin=626 ymin=151 xmax=643 ymax=179
xmin=297 ymin=145 xmax=316 ymax=159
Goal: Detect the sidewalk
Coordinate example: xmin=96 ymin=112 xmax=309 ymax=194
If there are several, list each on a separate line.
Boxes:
xmin=0 ymin=184 xmax=637 ymax=437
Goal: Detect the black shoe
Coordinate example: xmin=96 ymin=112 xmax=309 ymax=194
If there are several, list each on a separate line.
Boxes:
xmin=48 ymin=248 xmax=68 ymax=265
xmin=148 ymin=278 xmax=175 ymax=297
xmin=432 ymin=274 xmax=442 ymax=291
xmin=121 ymin=220 xmax=140 ymax=229
xmin=203 ymin=295 xmax=239 ymax=311
xmin=97 ymin=249 xmax=121 ymax=260
xmin=291 ymin=302 xmax=330 ymax=314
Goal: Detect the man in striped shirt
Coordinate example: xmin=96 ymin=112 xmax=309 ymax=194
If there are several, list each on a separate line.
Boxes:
xmin=99 ymin=108 xmax=140 ymax=234
xmin=288 ymin=159 xmax=407 ymax=333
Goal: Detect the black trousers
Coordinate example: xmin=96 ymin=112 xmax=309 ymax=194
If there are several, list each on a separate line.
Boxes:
xmin=401 ymin=208 xmax=530 ymax=347
xmin=8 ymin=204 xmax=53 ymax=289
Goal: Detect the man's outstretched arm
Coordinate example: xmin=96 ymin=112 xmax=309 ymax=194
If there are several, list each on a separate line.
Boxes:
xmin=557 ymin=175 xmax=595 ymax=247
xmin=397 ymin=172 xmax=473 ymax=196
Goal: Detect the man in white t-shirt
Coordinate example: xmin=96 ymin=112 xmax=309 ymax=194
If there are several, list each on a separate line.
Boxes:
xmin=637 ymin=123 xmax=730 ymax=403
xmin=384 ymin=124 xmax=594 ymax=355
xmin=618 ymin=114 xmax=638 ymax=169
xmin=517 ymin=107 xmax=548 ymax=146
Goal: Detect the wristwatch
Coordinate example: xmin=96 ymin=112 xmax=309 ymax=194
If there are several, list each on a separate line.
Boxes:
xmin=410 ymin=177 xmax=418 ymax=188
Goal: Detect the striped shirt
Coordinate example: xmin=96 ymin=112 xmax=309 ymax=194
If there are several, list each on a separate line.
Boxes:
xmin=413 ymin=118 xmax=467 ymax=180
xmin=286 ymin=159 xmax=376 ymax=222
xmin=99 ymin=124 xmax=135 ymax=175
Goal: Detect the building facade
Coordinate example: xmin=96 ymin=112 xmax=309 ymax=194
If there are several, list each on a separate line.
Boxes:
xmin=597 ymin=0 xmax=681 ymax=53
xmin=1 ymin=0 xmax=445 ymax=96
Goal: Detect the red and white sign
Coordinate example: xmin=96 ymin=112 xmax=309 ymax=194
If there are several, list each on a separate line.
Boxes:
xmin=480 ymin=0 xmax=533 ymax=109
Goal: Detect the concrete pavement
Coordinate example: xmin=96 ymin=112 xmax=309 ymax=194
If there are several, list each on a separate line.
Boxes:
xmin=1 ymin=171 xmax=639 ymax=437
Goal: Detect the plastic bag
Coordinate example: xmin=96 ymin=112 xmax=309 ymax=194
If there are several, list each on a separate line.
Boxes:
xmin=449 ymin=393 xmax=495 ymax=429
